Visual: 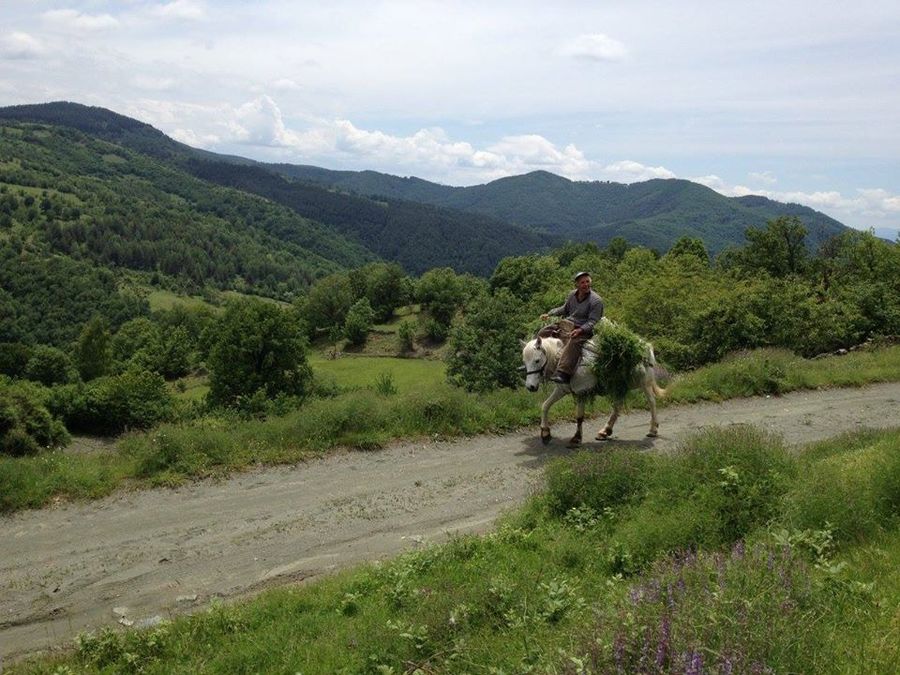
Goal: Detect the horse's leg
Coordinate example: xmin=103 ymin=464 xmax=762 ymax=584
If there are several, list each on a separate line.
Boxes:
xmin=644 ymin=372 xmax=659 ymax=437
xmin=540 ymin=386 xmax=567 ymax=445
xmin=596 ymin=404 xmax=619 ymax=440
xmin=568 ymin=395 xmax=585 ymax=446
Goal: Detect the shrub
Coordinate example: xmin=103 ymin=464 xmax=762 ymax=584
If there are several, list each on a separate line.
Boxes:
xmin=0 ymin=342 xmax=32 ymax=379
xmin=0 ymin=380 xmax=69 ymax=455
xmin=397 ymin=319 xmax=416 ymax=354
xmin=544 ymin=449 xmax=650 ymax=517
xmin=24 ymin=345 xmax=76 ymax=386
xmin=50 ymin=368 xmax=174 ymax=435
xmin=446 ymin=288 xmax=525 ymax=392
xmin=207 ymin=299 xmax=312 ymax=408
xmin=343 ymin=297 xmax=375 ymax=346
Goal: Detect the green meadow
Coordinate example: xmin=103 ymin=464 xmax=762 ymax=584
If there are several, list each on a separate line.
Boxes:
xmin=15 ymin=425 xmax=900 ymax=674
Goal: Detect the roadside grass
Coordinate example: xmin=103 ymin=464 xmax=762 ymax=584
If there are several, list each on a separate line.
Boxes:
xmin=16 ymin=426 xmax=900 ymax=674
xmin=663 ymin=345 xmax=900 ymax=403
xmin=1 ymin=346 xmax=898 ymax=514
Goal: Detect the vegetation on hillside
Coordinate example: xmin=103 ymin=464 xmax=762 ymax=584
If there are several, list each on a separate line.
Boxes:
xmin=269 ymin=165 xmax=849 ymax=253
xmin=14 ymin=426 xmax=900 ymax=673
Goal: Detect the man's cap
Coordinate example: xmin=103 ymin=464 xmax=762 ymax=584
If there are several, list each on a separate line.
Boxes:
xmin=573 ymin=271 xmax=591 ymax=282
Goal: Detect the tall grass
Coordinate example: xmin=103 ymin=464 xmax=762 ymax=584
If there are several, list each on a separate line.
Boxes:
xmin=16 ymin=426 xmax=900 ymax=674
xmin=2 ymin=347 xmax=898 ymax=514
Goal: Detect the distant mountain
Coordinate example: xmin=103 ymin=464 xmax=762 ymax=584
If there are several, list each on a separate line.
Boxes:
xmin=271 ymin=166 xmax=851 ymax=253
xmin=0 ymin=102 xmax=551 ymax=276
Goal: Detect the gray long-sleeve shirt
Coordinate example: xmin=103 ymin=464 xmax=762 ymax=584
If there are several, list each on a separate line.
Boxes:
xmin=548 ymin=289 xmax=604 ymax=334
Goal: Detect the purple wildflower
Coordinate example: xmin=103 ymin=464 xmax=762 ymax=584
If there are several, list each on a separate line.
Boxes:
xmin=686 ymin=649 xmax=704 ymax=675
xmin=613 ymin=633 xmax=625 ymax=671
xmin=656 ymin=613 xmax=671 ymax=669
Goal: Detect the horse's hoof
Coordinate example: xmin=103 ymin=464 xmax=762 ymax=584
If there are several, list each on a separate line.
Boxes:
xmin=567 ymin=437 xmax=582 ymax=447
xmin=541 ymin=429 xmax=551 ymax=445
xmin=595 ymin=429 xmax=612 ymax=441
xmin=646 ymin=430 xmax=658 ymax=438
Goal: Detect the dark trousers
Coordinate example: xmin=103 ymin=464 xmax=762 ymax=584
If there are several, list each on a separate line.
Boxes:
xmin=538 ymin=325 xmax=590 ymax=375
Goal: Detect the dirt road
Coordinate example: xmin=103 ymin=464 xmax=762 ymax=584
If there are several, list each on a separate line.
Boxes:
xmin=2 ymin=383 xmax=899 ymax=661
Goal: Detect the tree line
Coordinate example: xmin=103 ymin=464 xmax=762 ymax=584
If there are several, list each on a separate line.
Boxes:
xmin=3 ymin=206 xmax=898 ymax=456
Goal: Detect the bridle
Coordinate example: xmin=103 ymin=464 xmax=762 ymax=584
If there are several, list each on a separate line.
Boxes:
xmin=521 ymin=347 xmax=549 ymax=378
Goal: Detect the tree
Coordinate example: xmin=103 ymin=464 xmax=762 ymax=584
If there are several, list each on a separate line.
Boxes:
xmin=25 ymin=345 xmax=75 ymax=386
xmin=416 ymin=267 xmax=467 ymax=332
xmin=446 ymin=289 xmax=526 ymax=392
xmin=353 ymin=262 xmax=410 ymax=322
xmin=665 ymin=236 xmax=709 ymax=264
xmin=343 ymin=298 xmax=375 ymax=346
xmin=74 ymin=315 xmax=112 ymax=381
xmin=740 ymin=216 xmax=808 ymax=277
xmin=490 ymin=254 xmax=560 ymax=302
xmin=299 ymin=272 xmax=354 ymax=338
xmin=207 ymin=299 xmax=312 ymax=408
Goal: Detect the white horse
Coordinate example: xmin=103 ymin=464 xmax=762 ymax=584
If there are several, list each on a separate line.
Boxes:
xmin=520 ymin=323 xmax=665 ymax=445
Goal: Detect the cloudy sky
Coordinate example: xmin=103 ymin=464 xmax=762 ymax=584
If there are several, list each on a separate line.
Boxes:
xmin=2 ymin=1 xmax=899 ymax=236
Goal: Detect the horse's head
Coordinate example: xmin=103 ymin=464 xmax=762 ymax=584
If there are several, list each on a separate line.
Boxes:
xmin=520 ymin=337 xmax=549 ymax=392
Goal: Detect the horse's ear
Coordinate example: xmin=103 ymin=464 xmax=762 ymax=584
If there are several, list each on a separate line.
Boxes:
xmin=535 ymin=336 xmax=542 ymax=348
xmin=519 ymin=338 xmax=527 ymax=347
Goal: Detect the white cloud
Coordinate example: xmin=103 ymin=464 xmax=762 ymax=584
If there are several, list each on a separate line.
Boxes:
xmin=749 ymin=171 xmax=777 ymax=185
xmin=229 ymin=95 xmax=295 ymax=146
xmin=0 ymin=32 xmax=45 ymax=59
xmin=600 ymin=160 xmax=675 ymax=182
xmin=560 ymin=33 xmax=628 ymax=62
xmin=148 ymin=1 xmax=208 ymax=21
xmin=690 ymin=175 xmax=900 ymax=231
xmin=42 ymin=9 xmax=119 ymax=32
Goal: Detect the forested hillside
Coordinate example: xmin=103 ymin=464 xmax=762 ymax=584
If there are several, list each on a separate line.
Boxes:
xmin=185 ymin=158 xmax=552 ymax=276
xmin=273 ymin=166 xmax=850 ymax=253
xmin=0 ymin=121 xmax=377 ymax=343
xmin=0 ymin=102 xmax=553 ymax=277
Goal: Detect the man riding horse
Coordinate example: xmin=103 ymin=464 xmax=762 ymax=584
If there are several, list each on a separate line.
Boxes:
xmin=539 ymin=271 xmax=604 ymax=385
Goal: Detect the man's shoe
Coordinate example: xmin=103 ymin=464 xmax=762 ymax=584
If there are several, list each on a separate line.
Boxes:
xmin=549 ymin=371 xmax=571 ymax=384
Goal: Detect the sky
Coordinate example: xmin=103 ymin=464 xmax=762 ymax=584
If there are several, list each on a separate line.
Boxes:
xmin=1 ymin=1 xmax=899 ymax=237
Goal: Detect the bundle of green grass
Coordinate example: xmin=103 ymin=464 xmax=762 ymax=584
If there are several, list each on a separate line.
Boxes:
xmin=588 ymin=320 xmax=647 ymax=401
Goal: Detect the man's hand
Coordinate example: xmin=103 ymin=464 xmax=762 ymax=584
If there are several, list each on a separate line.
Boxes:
xmin=540 ymin=313 xmax=549 ymax=322
xmin=571 ymin=327 xmax=583 ymax=338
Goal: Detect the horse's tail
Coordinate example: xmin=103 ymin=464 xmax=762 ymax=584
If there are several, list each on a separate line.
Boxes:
xmin=647 ymin=345 xmax=668 ymax=398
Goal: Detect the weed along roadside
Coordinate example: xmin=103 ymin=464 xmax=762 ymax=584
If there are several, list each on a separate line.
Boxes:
xmin=3 ymin=346 xmax=900 ymax=515
xmin=1 ymin=382 xmax=899 ymax=669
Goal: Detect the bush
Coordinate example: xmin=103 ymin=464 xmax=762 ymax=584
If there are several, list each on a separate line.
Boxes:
xmin=24 ymin=345 xmax=76 ymax=386
xmin=544 ymin=449 xmax=650 ymax=517
xmin=446 ymin=288 xmax=525 ymax=392
xmin=0 ymin=380 xmax=69 ymax=455
xmin=0 ymin=342 xmax=32 ymax=378
xmin=397 ymin=319 xmax=416 ymax=354
xmin=50 ymin=368 xmax=174 ymax=435
xmin=343 ymin=297 xmax=375 ymax=346
xmin=207 ymin=299 xmax=312 ymax=408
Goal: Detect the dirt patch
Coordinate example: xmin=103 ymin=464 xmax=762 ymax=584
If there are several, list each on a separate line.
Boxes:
xmin=2 ymin=382 xmax=898 ymax=662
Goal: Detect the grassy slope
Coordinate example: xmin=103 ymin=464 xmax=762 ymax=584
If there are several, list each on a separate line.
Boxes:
xmin=15 ymin=425 xmax=899 ymax=673
xmin=2 ymin=346 xmax=899 ymax=516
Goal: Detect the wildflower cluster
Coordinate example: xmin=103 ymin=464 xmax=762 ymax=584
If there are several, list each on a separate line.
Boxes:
xmin=570 ymin=541 xmax=820 ymax=673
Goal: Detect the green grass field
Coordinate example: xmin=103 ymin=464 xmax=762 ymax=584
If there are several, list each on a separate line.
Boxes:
xmin=15 ymin=426 xmax=900 ymax=674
